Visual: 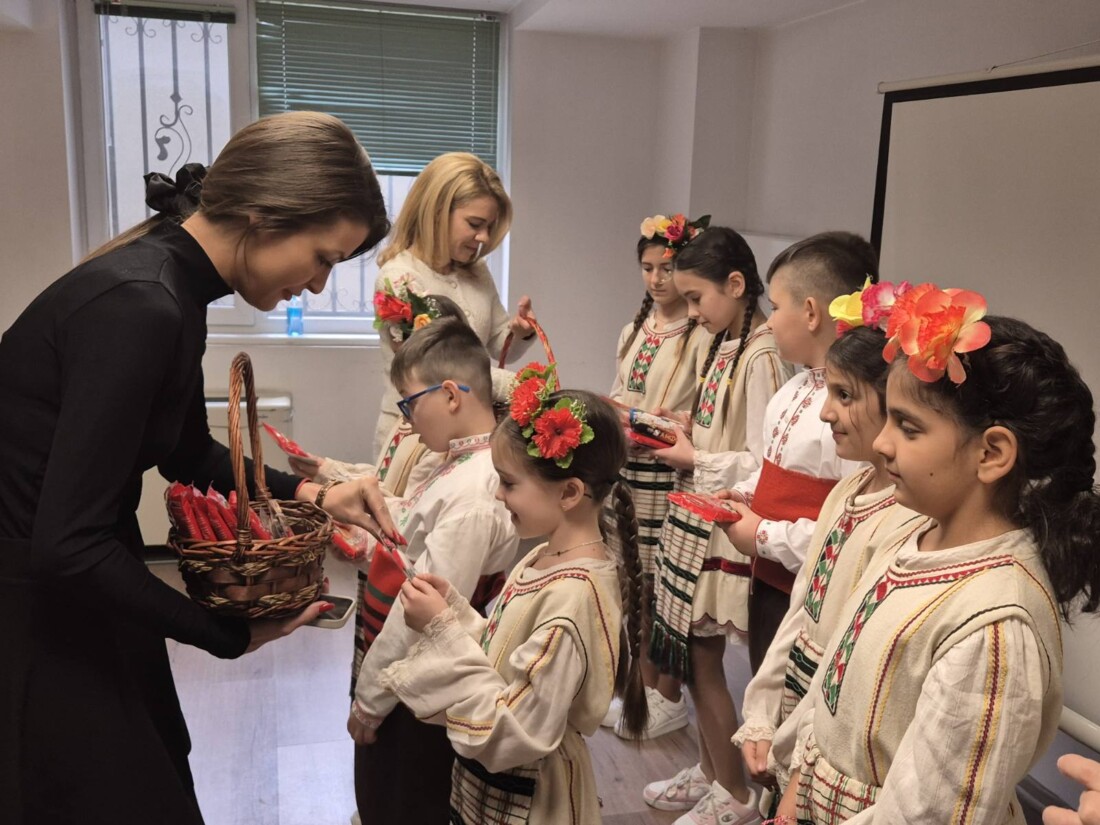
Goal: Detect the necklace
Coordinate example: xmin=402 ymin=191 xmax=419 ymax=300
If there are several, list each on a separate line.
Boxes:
xmin=540 ymin=537 xmax=604 ymax=559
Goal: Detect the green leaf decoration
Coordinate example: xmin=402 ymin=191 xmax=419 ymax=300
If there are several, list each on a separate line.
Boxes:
xmin=527 ymin=441 xmax=542 ymax=459
xmin=555 ymin=453 xmax=574 ymax=469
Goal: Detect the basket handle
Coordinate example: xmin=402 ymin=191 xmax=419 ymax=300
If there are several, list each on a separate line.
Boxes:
xmin=497 ymin=319 xmax=556 ymax=370
xmin=228 ymin=351 xmax=271 ymax=553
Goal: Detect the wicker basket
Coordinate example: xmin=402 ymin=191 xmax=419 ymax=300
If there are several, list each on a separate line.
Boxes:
xmin=169 ymin=352 xmax=332 ymax=618
xmin=496 ymin=319 xmax=556 ymax=370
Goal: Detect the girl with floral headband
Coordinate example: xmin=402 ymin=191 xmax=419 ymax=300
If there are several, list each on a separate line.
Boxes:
xmin=378 ymin=382 xmax=648 ymax=824
xmin=768 ymin=299 xmax=1100 ymax=825
xmin=602 ymin=212 xmax=713 ymax=740
xmin=733 ymin=283 xmax=924 ymax=817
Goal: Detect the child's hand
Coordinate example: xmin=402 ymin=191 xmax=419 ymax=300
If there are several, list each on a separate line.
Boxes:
xmin=288 ymin=453 xmax=324 ymax=479
xmin=742 ymin=739 xmax=775 ymax=787
xmin=347 ymin=705 xmax=382 ymax=746
xmin=399 ymin=576 xmax=449 ymax=632
xmin=717 ymin=499 xmax=760 ymax=556
xmin=650 ymin=425 xmax=695 ymax=470
xmin=774 ymin=775 xmax=799 ymax=820
xmin=654 ymin=407 xmax=693 ymax=437
xmin=509 ymin=296 xmax=537 ymax=338
xmin=415 ymin=572 xmax=454 ymax=601
xmin=1044 ymin=754 xmax=1100 ymax=824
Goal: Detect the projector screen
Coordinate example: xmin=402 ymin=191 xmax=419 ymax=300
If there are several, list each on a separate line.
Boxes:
xmin=871 ymin=63 xmax=1100 ymax=744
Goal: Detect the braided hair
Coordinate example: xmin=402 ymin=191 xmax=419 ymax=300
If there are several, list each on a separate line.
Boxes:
xmin=900 ymin=316 xmax=1100 ymax=619
xmin=496 ymin=390 xmax=650 ymax=736
xmin=618 ymin=237 xmax=698 ymax=360
xmin=674 ymin=227 xmax=764 ymax=420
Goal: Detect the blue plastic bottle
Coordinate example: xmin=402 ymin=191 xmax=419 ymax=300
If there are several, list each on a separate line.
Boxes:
xmin=286 ymin=297 xmax=303 ymax=336
xmin=286 ymin=295 xmax=304 ymax=336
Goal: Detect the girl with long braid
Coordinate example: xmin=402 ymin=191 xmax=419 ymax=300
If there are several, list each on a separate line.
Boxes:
xmin=380 ymin=385 xmax=648 ymax=824
xmin=642 ymin=227 xmax=792 ymax=821
xmin=603 ymin=213 xmax=712 ymax=739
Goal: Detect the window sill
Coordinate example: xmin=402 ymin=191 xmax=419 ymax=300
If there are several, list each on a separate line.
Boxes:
xmin=207 ymin=332 xmax=381 ymax=348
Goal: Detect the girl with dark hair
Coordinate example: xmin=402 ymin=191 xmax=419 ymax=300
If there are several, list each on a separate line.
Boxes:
xmin=642 ymin=226 xmax=793 ymax=821
xmin=733 ymin=289 xmax=924 ymax=815
xmin=379 ymin=384 xmax=647 ymax=824
xmin=603 ymin=213 xmax=711 ymax=740
xmin=0 ymin=111 xmax=391 ymax=824
xmin=774 ymin=298 xmax=1100 ymax=824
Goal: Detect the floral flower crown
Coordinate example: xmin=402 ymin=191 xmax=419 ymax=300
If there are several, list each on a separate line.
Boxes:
xmin=640 ymin=213 xmax=711 ymax=259
xmin=372 ymin=276 xmax=443 ymax=343
xmin=508 ymin=362 xmax=594 ymax=469
xmin=829 ymin=278 xmax=992 ymax=385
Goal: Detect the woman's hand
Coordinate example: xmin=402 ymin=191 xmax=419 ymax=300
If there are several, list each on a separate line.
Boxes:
xmin=1044 ymin=754 xmax=1100 ymax=824
xmin=298 ymin=476 xmax=401 ymax=542
xmin=399 ymin=575 xmax=450 ymax=632
xmin=245 ymin=600 xmax=332 ymax=653
xmin=509 ymin=296 xmax=537 ymax=338
xmin=650 ymin=425 xmax=695 ymax=471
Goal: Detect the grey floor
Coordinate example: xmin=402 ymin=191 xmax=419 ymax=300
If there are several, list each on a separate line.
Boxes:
xmin=153 ymin=556 xmax=754 ymax=825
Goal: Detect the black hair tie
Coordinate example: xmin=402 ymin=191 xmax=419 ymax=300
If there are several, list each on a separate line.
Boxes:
xmin=144 ymin=162 xmax=207 ymax=217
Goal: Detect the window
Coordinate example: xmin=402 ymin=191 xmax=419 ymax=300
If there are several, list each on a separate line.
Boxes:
xmin=253 ymin=0 xmax=505 ymax=332
xmin=73 ymin=0 xmax=507 ymax=337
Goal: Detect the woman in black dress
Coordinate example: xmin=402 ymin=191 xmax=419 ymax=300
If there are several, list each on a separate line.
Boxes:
xmin=0 ymin=111 xmax=390 ymax=824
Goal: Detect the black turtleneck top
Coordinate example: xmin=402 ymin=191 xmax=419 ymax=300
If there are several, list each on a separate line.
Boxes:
xmin=0 ymin=222 xmax=300 ymax=658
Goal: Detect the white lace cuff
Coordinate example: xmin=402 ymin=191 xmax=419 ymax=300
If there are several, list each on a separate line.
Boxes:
xmin=731 ymin=722 xmax=775 ymax=747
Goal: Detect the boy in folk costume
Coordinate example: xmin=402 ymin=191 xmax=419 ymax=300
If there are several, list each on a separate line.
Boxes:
xmin=719 ymin=233 xmax=877 ymax=675
xmin=346 ymin=318 xmax=518 ymax=824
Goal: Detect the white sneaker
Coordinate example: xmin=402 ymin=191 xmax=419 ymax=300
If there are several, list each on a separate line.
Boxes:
xmin=643 ymin=763 xmax=710 ymax=811
xmin=600 ymin=695 xmax=623 ymax=728
xmin=672 ymin=781 xmax=760 ymax=825
xmin=616 ymin=686 xmax=689 ymax=740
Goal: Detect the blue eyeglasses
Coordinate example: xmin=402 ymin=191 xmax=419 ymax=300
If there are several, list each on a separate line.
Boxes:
xmin=397 ymin=383 xmax=471 ymax=420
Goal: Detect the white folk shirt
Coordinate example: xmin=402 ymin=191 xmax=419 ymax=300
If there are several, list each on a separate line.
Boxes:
xmin=353 ymin=433 xmax=518 ymax=721
xmin=732 ymin=368 xmax=864 ymax=572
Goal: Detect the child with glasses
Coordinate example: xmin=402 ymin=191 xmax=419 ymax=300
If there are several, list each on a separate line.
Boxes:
xmin=345 ymin=317 xmax=519 ymax=824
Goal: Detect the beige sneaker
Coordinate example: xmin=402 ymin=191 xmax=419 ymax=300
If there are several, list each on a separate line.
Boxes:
xmin=643 ymin=763 xmax=710 ymax=811
xmin=672 ymin=781 xmax=760 ymax=825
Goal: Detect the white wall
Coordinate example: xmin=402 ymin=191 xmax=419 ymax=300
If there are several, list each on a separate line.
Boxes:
xmin=744 ymin=0 xmax=1100 ymax=238
xmin=507 ymin=29 xmax=659 ymax=393
xmin=0 ymin=0 xmax=73 ymax=334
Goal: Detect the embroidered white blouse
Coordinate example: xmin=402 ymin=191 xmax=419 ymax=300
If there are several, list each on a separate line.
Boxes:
xmin=352 ymin=433 xmax=519 ymax=721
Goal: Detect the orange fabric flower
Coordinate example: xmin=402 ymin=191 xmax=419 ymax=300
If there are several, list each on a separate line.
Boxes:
xmin=883 ymin=284 xmax=991 ymax=384
xmin=532 ymin=407 xmax=583 ymax=460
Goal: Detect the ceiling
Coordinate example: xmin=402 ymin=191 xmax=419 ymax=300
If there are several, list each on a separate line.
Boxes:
xmin=389 ymin=0 xmax=866 ymax=38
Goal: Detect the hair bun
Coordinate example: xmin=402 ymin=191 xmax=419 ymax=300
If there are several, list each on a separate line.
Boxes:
xmin=143 ymin=162 xmax=207 ymax=217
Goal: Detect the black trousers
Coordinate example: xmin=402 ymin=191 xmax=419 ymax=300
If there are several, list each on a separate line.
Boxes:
xmin=747 ymin=578 xmax=791 ymax=675
xmin=354 ymin=702 xmax=455 ymax=823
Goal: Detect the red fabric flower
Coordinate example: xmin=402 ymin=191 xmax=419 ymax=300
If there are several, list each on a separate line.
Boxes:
xmin=532 ymin=407 xmax=583 ymax=460
xmin=664 ymin=221 xmax=686 ymax=243
xmin=510 ymin=377 xmax=546 ymax=427
xmin=373 ymin=292 xmax=412 ymax=324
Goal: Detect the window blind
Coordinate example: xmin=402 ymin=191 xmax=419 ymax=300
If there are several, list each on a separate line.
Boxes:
xmin=256 ymin=0 xmax=500 ymax=174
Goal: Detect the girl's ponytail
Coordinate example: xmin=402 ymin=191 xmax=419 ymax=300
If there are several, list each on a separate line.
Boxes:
xmin=610 ymin=480 xmax=649 ymax=739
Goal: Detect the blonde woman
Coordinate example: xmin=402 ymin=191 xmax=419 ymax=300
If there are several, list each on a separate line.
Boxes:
xmin=373 ymin=152 xmax=536 ymax=457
